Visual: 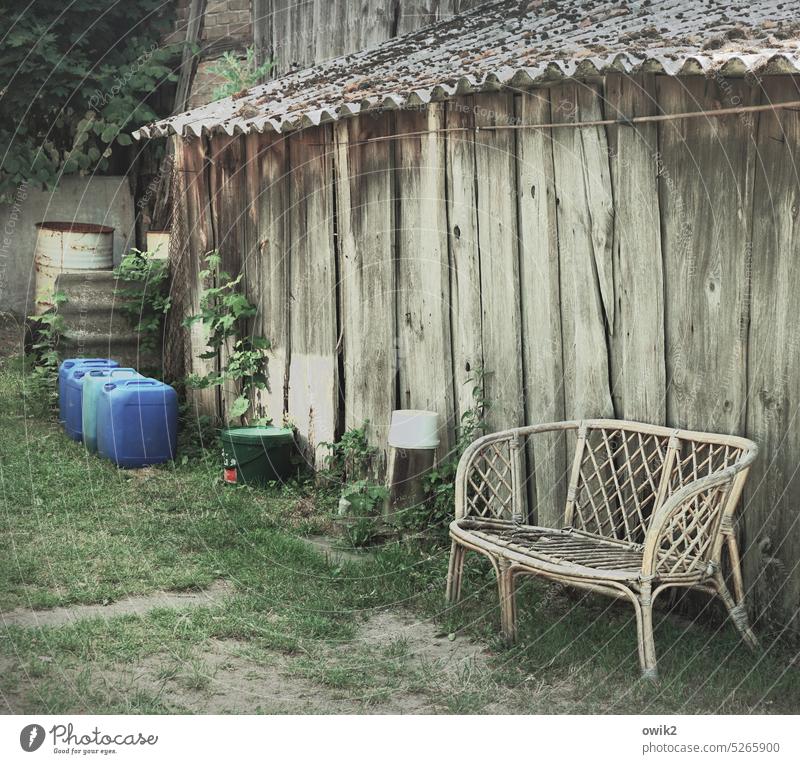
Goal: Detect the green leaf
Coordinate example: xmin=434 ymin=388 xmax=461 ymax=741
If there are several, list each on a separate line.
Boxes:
xmin=100 ymin=125 xmax=118 ymax=143
xmin=228 ymin=395 xmax=251 ymax=421
xmin=116 ymin=133 xmax=132 ymax=146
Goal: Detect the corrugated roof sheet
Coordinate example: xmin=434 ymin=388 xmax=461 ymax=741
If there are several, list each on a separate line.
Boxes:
xmin=135 ymin=0 xmax=800 ymax=139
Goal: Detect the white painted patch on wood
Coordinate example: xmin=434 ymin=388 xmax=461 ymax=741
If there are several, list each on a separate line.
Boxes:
xmin=287 ymin=127 xmax=339 ymax=466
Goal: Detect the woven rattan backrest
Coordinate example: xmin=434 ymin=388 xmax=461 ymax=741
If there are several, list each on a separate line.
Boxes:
xmin=565 ymin=421 xmax=747 ymax=545
xmin=462 ymin=436 xmax=516 ymax=520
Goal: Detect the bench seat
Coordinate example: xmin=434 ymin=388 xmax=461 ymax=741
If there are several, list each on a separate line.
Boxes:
xmin=451 ymin=518 xmax=645 ymax=583
xmin=445 ymin=419 xmax=760 ymax=680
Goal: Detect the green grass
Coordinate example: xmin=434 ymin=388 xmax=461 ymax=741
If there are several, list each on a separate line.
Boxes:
xmin=1 ymin=353 xmax=799 ymax=714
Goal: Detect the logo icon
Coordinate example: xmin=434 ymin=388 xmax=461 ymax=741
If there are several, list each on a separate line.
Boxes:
xmin=20 ymin=724 xmax=45 ymax=752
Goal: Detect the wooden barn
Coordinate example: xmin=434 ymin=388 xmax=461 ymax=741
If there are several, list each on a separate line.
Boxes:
xmin=136 ymin=0 xmax=800 ymax=634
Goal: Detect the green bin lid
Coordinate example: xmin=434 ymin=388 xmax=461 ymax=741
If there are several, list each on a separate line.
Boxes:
xmin=220 ymin=425 xmax=294 ymax=446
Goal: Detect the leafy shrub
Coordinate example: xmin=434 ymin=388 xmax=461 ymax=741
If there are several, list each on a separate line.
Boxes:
xmin=208 ymin=47 xmax=274 ymax=100
xmin=114 ymin=247 xmax=171 ymax=359
xmin=410 ymin=368 xmax=489 ymax=536
xmin=23 ymin=293 xmax=67 ymax=416
xmin=0 ymin=1 xmax=179 ymax=201
xmin=340 ymin=479 xmax=389 ymax=547
xmin=319 ymin=422 xmax=376 ymax=482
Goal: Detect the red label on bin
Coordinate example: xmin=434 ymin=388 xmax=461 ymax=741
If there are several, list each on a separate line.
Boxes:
xmin=224 ymin=467 xmax=237 ymax=484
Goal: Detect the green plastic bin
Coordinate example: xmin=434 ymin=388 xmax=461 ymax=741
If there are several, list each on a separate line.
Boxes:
xmin=220 ymin=426 xmax=296 ymax=486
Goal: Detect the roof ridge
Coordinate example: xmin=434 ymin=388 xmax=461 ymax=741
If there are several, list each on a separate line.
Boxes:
xmin=135 ymin=0 xmax=800 ymax=140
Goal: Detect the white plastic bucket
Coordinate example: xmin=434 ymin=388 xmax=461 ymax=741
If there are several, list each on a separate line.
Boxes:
xmin=145 ymin=229 xmax=170 ymax=260
xmin=388 ymin=410 xmax=440 ymax=450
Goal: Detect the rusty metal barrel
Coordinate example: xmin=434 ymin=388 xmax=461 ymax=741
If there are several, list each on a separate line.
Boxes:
xmin=34 ymin=222 xmax=114 ymax=314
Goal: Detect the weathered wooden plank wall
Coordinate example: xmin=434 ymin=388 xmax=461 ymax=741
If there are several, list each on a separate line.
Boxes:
xmin=473 ymin=93 xmax=525 ymax=435
xmin=209 ymin=134 xmax=248 ymax=421
xmin=334 ymin=113 xmax=397 ymax=459
xmin=170 ymin=74 xmax=800 ymax=633
xmin=177 ymin=135 xmax=217 ymax=416
xmin=515 ymin=90 xmax=565 ymax=527
xmin=745 ymin=76 xmax=800 ymax=632
xmin=395 ymin=105 xmax=455 ymax=452
xmin=259 ymin=0 xmax=485 ymax=76
xmin=550 ymin=82 xmax=615 ymax=425
xmin=445 ymin=99 xmax=483 ymax=435
xmin=658 ymin=77 xmax=754 ymax=438
xmin=254 ymin=132 xmax=290 ymax=423
xmin=605 ymin=74 xmax=666 ymax=425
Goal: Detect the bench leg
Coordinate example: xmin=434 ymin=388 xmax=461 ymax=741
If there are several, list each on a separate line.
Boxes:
xmin=498 ymin=561 xmax=518 ymax=644
xmin=637 ymin=582 xmax=658 ymax=681
xmin=715 ymin=574 xmax=759 ymax=652
xmin=446 ymin=541 xmax=466 ymax=604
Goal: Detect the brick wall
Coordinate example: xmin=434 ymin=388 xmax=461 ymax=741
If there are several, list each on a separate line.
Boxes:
xmin=204 ymin=0 xmax=252 ymax=41
xmin=164 ymin=0 xmax=254 ymax=108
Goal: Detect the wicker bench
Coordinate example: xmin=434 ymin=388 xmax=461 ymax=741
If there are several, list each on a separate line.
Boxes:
xmin=446 ymin=419 xmax=759 ymax=679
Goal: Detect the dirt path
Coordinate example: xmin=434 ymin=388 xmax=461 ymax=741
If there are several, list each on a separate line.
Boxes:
xmin=0 ymin=581 xmax=233 ymax=628
xmin=87 ymin=610 xmax=489 ymax=714
xmin=1 ymin=584 xmax=492 ymax=714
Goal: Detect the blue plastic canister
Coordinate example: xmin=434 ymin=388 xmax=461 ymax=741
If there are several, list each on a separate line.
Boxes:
xmin=64 ymin=368 xmax=97 ymax=441
xmin=96 ymin=379 xmax=178 ymax=467
xmin=58 ymin=358 xmax=118 ymax=423
xmin=81 ymin=368 xmax=141 ymax=453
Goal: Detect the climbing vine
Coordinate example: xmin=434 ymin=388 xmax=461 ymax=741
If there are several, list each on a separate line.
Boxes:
xmin=184 ymin=252 xmax=269 ymax=422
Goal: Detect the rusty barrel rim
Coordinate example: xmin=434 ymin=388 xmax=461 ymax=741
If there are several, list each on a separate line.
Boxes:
xmin=36 ymin=221 xmax=115 ymax=234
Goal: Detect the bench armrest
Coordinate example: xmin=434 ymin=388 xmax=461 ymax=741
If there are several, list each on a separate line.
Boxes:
xmin=454 ymin=421 xmax=579 ymax=521
xmin=641 ymin=467 xmax=740 ymax=580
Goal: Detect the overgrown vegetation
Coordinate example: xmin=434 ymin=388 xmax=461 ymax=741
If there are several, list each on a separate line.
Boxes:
xmin=320 ymin=422 xmax=388 ymax=546
xmin=0 ymin=1 xmax=178 ymax=201
xmin=324 ymin=370 xmax=489 ymax=546
xmin=208 ymin=47 xmax=274 ymax=101
xmin=183 ymin=252 xmax=270 ymax=423
xmin=114 ymin=247 xmax=171 ymax=357
xmin=320 ymin=422 xmax=376 ymax=480
xmin=1 ymin=347 xmax=799 ymax=714
xmin=416 ymin=368 xmax=489 ymax=533
xmin=23 ymin=293 xmax=67 ymax=416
